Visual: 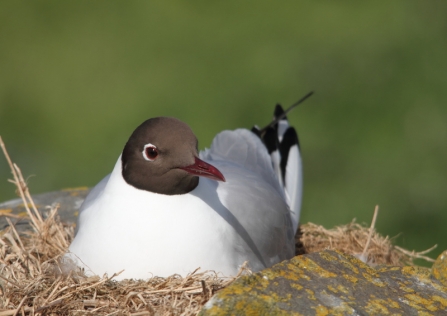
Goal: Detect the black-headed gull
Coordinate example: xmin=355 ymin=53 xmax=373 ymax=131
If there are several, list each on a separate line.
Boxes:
xmin=67 ymin=95 xmax=311 ymax=280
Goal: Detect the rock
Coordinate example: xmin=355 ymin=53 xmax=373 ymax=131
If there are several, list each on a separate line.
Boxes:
xmin=200 ymin=249 xmax=447 ymax=315
xmin=433 ymin=250 xmax=447 ymax=287
xmin=0 ymin=187 xmax=89 ymax=231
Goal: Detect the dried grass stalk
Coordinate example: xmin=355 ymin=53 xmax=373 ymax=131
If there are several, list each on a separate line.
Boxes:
xmin=300 ymin=219 xmax=436 ymax=266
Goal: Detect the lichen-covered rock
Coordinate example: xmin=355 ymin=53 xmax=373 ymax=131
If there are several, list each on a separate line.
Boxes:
xmin=200 ymin=250 xmax=447 ymax=315
xmin=433 ymin=250 xmax=447 ymax=288
xmin=0 ymin=188 xmax=88 ymax=230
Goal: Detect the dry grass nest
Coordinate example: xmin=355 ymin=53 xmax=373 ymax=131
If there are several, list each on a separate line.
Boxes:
xmin=0 ymin=137 xmax=436 ymax=315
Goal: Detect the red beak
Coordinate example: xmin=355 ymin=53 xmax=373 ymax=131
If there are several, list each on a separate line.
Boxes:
xmin=180 ymin=157 xmax=226 ymax=182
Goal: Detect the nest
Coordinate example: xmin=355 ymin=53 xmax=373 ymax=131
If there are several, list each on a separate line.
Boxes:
xmin=301 ymin=220 xmax=436 ymax=266
xmin=0 ymin=137 xmax=436 ymax=315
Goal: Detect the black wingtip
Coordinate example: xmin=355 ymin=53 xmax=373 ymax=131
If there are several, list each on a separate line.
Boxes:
xmin=274 ymin=104 xmax=287 ymax=121
xmin=259 ymin=91 xmax=314 ymax=134
xmin=251 ymin=126 xmax=279 ymax=154
xmin=251 ymin=126 xmax=261 ymax=138
xmin=263 ymin=127 xmax=278 ymax=154
xmin=279 ymin=127 xmax=299 ymax=184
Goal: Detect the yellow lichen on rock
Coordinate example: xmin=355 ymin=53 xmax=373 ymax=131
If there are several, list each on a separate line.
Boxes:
xmin=432 ymin=250 xmax=447 ymax=287
xmin=200 ymin=250 xmax=447 ymax=316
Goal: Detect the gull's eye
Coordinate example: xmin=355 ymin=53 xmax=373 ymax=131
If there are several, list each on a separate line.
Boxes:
xmin=142 ymin=143 xmax=158 ymax=161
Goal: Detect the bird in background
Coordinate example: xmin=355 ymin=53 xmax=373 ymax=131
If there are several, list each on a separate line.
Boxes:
xmin=66 ymin=92 xmax=312 ymax=280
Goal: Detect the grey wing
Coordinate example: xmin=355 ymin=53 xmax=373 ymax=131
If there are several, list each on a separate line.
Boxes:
xmin=201 ymin=128 xmax=286 ymax=199
xmin=214 ymin=162 xmax=295 ymax=271
xmin=201 ymin=129 xmax=294 ymax=269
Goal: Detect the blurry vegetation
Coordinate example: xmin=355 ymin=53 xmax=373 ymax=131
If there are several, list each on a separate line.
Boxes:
xmin=0 ymin=1 xmax=446 ymax=262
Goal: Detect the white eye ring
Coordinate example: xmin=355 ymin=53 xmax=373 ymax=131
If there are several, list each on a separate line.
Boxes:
xmin=142 ymin=143 xmax=158 ymax=161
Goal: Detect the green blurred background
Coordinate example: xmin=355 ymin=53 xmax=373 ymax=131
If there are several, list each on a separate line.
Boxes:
xmin=1 ymin=2 xmax=446 ymax=263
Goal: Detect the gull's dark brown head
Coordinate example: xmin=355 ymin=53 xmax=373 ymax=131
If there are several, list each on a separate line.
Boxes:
xmin=121 ymin=117 xmax=225 ymax=195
